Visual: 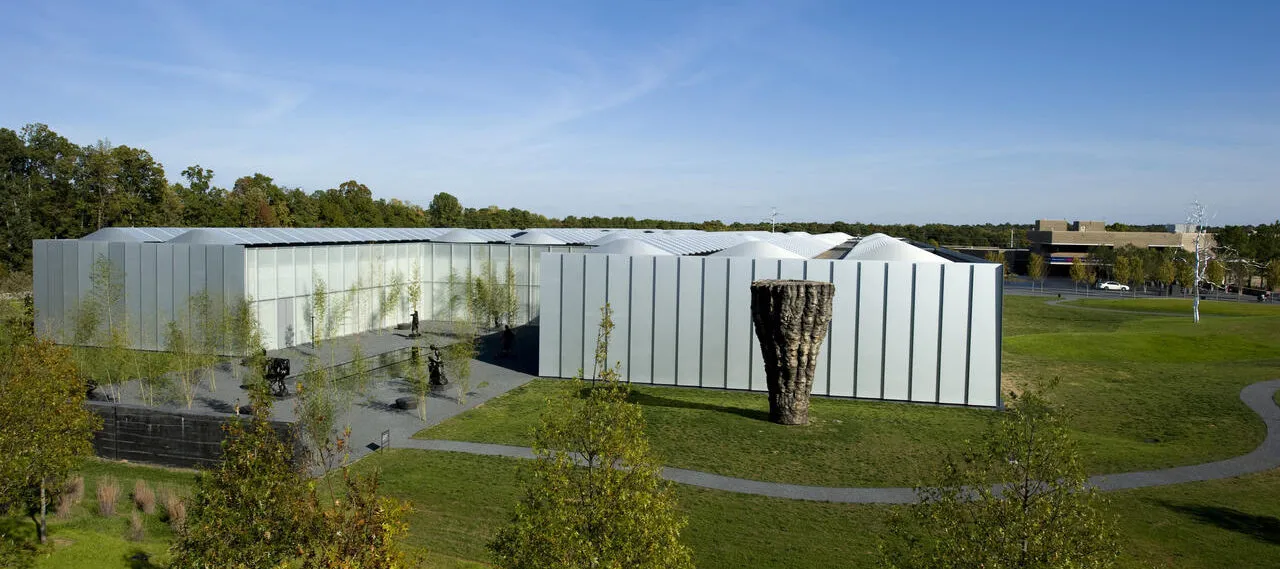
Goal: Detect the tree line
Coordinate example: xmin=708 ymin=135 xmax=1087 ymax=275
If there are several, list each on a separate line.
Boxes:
xmin=16 ymin=121 xmax=1277 ymax=278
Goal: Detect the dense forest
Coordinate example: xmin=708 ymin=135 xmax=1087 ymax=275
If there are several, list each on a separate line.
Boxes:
xmin=3 ymin=122 xmax=1276 ymax=275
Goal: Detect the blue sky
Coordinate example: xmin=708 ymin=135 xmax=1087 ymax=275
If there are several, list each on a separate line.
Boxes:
xmin=2 ymin=0 xmax=1277 ymax=224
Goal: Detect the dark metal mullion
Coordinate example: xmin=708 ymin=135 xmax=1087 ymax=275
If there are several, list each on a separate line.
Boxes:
xmin=580 ymin=255 xmax=588 ymax=377
xmin=824 ymin=261 xmax=834 ymax=396
xmin=626 ymin=257 xmax=634 ymax=382
xmin=722 ymin=258 xmax=732 ymax=391
xmin=934 ymin=264 xmax=945 ymax=404
xmin=674 ymin=259 xmax=681 ymax=385
xmin=748 ymin=259 xmax=757 ymax=391
xmin=853 ymin=262 xmax=862 ymax=397
xmin=907 ymin=264 xmax=918 ymax=401
xmin=964 ymin=264 xmax=975 ymax=406
xmin=698 ymin=258 xmax=706 ymax=388
xmin=880 ymin=263 xmax=889 ymax=399
xmin=995 ymin=267 xmax=1005 ymax=409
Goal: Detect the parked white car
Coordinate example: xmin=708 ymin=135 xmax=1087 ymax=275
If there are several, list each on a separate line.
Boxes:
xmin=1096 ymin=280 xmax=1130 ymax=291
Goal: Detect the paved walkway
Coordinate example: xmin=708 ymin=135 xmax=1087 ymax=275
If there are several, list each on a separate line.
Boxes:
xmin=402 ymin=379 xmax=1280 ymax=504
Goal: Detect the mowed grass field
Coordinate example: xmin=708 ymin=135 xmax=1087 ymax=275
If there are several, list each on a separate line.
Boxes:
xmin=352 ymin=449 xmax=1280 ymax=569
xmin=8 ymin=296 xmax=1278 ymax=568
xmin=420 ymin=296 xmax=1280 ymax=484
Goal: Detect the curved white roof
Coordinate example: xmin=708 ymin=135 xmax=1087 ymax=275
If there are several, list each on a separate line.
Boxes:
xmin=710 ymin=241 xmax=807 ymax=259
xmin=586 ymin=238 xmax=672 ymax=256
xmin=757 ymin=235 xmax=837 ymax=258
xmin=433 ymin=228 xmax=489 ymax=243
xmin=844 ymin=233 xmax=950 ymax=263
xmin=786 ymin=231 xmax=811 ymax=236
xmin=586 ymin=231 xmax=636 ymax=246
xmin=507 ymin=230 xmax=567 ymax=245
xmin=81 ymin=227 xmax=191 ymax=242
xmin=813 ymin=232 xmax=853 ymax=246
xmin=167 ymin=228 xmax=252 ymax=245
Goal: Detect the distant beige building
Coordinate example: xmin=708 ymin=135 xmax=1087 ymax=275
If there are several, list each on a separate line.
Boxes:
xmin=1027 ymin=220 xmax=1214 ymax=268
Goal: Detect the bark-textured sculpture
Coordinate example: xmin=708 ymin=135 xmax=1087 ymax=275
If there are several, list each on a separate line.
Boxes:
xmin=750 ymin=279 xmax=835 ymax=425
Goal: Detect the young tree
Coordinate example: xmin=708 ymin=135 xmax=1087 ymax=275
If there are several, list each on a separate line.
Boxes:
xmin=296 ymin=358 xmax=341 ymax=472
xmin=164 ymin=320 xmax=209 ymax=409
xmin=0 ymin=340 xmax=101 ymax=544
xmin=1027 ymin=253 xmax=1047 ymax=292
xmin=1112 ymin=255 xmax=1133 ymax=292
xmin=71 ymin=256 xmax=132 ymax=400
xmin=406 ymin=262 xmax=423 ymax=319
xmin=383 ymin=269 xmax=405 ymax=331
xmin=1266 ymin=259 xmax=1280 ymax=292
xmin=489 ymin=304 xmax=693 ymax=569
xmin=135 ymin=350 xmax=173 ymax=407
xmin=406 ymin=338 xmax=432 ymax=421
xmin=170 ymin=396 xmax=316 ymax=568
xmin=223 ymin=297 xmax=265 ymax=391
xmin=503 ymin=261 xmax=519 ymax=327
xmin=311 ymin=275 xmax=329 ymax=347
xmin=302 ymin=469 xmax=410 ymax=569
xmin=879 ymin=389 xmax=1120 ymax=569
xmin=1154 ymin=259 xmax=1176 ymax=296
xmin=188 ymin=290 xmax=222 ymax=392
xmin=1069 ymin=257 xmax=1087 ymax=294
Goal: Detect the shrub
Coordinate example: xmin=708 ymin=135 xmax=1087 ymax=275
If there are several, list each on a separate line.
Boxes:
xmin=96 ymin=477 xmax=120 ymax=517
xmin=133 ymin=479 xmax=156 ymax=514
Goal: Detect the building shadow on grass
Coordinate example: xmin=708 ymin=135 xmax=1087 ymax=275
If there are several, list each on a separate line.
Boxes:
xmin=624 ymin=390 xmax=770 ymax=422
xmin=1159 ymin=501 xmax=1280 ymax=545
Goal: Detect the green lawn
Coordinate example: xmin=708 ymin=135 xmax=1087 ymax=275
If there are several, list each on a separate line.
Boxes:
xmin=9 ymin=295 xmax=1279 ymax=568
xmin=420 ymin=379 xmax=991 ymax=486
xmin=1003 ymin=301 xmax=1279 ymax=474
xmin=1071 ymin=297 xmax=1280 ymax=317
xmin=418 ymin=296 xmax=1280 ymax=484
xmin=352 ymin=448 xmax=1280 ymax=569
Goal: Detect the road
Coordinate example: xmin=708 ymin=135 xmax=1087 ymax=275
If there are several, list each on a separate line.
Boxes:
xmin=1004 ymin=275 xmax=1270 ymax=303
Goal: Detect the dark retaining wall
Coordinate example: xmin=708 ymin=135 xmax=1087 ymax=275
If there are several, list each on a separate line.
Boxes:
xmin=88 ymin=401 xmax=297 ymax=469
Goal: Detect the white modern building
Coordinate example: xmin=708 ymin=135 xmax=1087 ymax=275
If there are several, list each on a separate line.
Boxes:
xmin=33 ymin=227 xmax=1002 ymax=407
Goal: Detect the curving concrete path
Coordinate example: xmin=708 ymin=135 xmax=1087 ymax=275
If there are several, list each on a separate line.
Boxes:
xmin=401 ymin=379 xmax=1280 ymax=504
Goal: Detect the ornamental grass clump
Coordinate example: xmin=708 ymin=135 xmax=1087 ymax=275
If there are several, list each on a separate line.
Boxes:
xmin=97 ymin=477 xmax=120 ymax=517
xmin=133 ymin=479 xmax=156 ymax=514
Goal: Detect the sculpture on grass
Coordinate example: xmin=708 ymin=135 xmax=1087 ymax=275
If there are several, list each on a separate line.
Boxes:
xmin=750 ymin=279 xmax=835 ymax=425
